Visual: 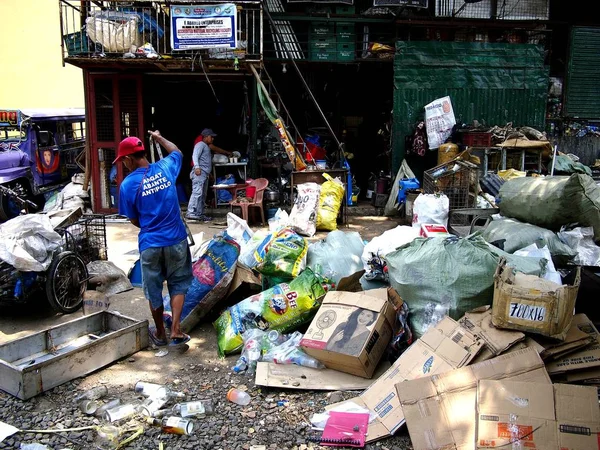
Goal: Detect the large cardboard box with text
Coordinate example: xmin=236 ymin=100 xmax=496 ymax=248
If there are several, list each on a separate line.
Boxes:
xmin=476 ymin=380 xmax=600 ymax=450
xmin=491 ymin=259 xmax=580 ymax=340
xmin=300 ymin=289 xmax=397 ymax=378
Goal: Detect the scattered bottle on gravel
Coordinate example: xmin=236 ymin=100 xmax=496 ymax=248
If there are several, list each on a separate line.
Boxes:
xmin=173 ymin=399 xmax=214 ymax=417
xmin=79 ymin=399 xmax=100 ymax=415
xmin=134 ymin=381 xmax=185 ymax=400
xmin=75 ymin=386 xmax=108 ymax=402
xmin=227 ymin=388 xmax=251 ymax=406
xmin=95 ymin=425 xmax=121 ymax=449
xmin=95 ymin=399 xmax=121 ymax=418
xmin=104 ymin=403 xmax=137 ymax=422
xmin=137 ymin=395 xmax=169 ymax=417
xmin=146 ymin=416 xmax=194 ymax=435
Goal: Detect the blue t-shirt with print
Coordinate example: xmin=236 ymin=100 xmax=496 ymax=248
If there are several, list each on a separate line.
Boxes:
xmin=119 ymin=151 xmax=187 ymax=252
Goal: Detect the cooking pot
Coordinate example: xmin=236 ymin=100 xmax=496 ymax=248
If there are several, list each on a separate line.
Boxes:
xmin=265 ymin=190 xmax=280 ymax=202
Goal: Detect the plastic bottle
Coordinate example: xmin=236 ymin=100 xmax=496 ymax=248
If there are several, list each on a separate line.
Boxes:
xmin=273 ymin=347 xmax=325 ymax=369
xmin=227 ymin=388 xmax=251 ymax=406
xmin=75 ymin=386 xmax=108 ymax=402
xmin=147 ymin=416 xmax=194 ymax=435
xmin=232 ymin=355 xmax=248 ymax=374
xmin=173 ymin=399 xmax=214 ymax=418
xmin=104 ymin=403 xmax=137 ymax=422
xmin=134 ymin=381 xmax=184 ymax=400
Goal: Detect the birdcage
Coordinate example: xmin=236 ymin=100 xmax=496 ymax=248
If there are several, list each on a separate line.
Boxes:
xmin=423 ymin=159 xmax=479 ymax=225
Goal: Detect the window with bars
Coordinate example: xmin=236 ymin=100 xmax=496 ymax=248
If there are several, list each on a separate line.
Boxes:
xmin=94 ymin=79 xmax=115 ymax=142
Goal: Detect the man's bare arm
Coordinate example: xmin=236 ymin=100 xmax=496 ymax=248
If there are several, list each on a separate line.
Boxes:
xmin=148 ymin=130 xmax=181 ymax=154
xmin=130 ymin=218 xmax=140 ymax=228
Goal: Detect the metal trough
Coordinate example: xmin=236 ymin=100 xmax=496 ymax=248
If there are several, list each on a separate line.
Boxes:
xmin=0 ymin=311 xmax=148 ymax=400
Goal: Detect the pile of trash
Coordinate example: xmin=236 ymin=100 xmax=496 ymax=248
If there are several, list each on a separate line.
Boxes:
xmin=3 ymin=170 xmax=600 ymax=448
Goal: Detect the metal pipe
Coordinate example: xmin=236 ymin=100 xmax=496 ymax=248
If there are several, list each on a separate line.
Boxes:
xmin=550 ymin=144 xmax=558 ymax=176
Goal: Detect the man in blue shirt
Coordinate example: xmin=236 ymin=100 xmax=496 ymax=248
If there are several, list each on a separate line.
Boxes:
xmin=116 ymin=131 xmax=192 ymax=347
xmin=185 ymin=128 xmax=216 ymax=222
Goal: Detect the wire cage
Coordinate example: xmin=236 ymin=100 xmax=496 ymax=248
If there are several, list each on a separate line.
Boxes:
xmin=424 ymin=159 xmax=480 ymax=226
xmin=57 ymin=215 xmax=108 ymax=265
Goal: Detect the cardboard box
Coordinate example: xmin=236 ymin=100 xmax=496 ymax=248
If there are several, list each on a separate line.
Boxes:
xmin=225 ymin=263 xmax=262 ymax=301
xmin=476 ymin=380 xmax=557 ymax=449
xmin=396 ymin=348 xmax=550 ymax=450
xmin=419 ymin=223 xmax=450 ymax=237
xmin=554 ymin=383 xmax=600 ymax=450
xmin=327 ymin=316 xmax=485 ymax=441
xmin=545 ymin=314 xmax=600 ymax=375
xmin=300 ymin=289 xmax=396 ymax=378
xmin=477 ymin=380 xmax=600 ymax=450
xmin=491 ymin=259 xmax=581 ymax=340
xmin=536 ymin=314 xmax=595 ymax=361
xmin=459 ymin=306 xmax=525 ymax=362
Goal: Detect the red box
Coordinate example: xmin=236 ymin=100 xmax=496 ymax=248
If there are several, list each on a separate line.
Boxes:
xmin=461 ymin=131 xmax=492 ymax=147
xmin=419 ymin=224 xmax=450 ymax=237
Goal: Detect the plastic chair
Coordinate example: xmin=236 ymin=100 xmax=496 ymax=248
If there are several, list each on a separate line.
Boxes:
xmin=230 ymin=178 xmax=269 ymax=224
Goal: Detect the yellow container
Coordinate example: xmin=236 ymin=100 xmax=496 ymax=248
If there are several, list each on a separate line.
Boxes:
xmin=437 ymin=142 xmax=459 ymax=165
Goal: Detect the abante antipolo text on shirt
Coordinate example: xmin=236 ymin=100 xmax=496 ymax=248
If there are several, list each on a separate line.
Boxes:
xmin=141 ymin=172 xmax=172 ymax=197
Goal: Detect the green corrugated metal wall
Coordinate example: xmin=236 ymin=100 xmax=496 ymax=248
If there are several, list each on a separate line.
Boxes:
xmin=565 ymin=27 xmax=600 ymax=119
xmin=393 ymin=41 xmax=549 ymax=172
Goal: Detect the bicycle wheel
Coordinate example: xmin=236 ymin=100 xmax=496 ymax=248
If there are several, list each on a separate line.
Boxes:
xmin=46 ymin=251 xmax=88 ymax=314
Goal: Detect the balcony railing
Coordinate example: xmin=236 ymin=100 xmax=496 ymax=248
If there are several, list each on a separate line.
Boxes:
xmin=60 ymin=0 xmax=263 ymax=65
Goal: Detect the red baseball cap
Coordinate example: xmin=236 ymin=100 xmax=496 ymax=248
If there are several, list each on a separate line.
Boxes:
xmin=113 ymin=137 xmax=145 ymax=164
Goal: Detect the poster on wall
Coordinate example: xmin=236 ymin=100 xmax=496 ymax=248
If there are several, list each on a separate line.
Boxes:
xmin=170 ymin=4 xmax=237 ymax=50
xmin=425 ymin=96 xmax=456 ymax=150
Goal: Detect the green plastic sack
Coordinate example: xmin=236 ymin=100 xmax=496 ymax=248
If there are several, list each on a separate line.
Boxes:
xmin=316 ymin=173 xmax=345 ymax=231
xmin=482 ymin=218 xmax=576 ymax=265
xmin=254 ymin=228 xmax=308 ymax=278
xmin=553 ymin=155 xmax=592 ymax=176
xmin=214 ymin=269 xmax=326 ymax=356
xmin=498 ymin=174 xmax=600 ymax=243
xmin=386 ymin=234 xmax=545 ymax=339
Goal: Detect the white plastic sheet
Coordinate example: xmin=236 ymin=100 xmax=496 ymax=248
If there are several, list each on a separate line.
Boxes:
xmin=412 ymin=193 xmax=449 ymax=228
xmin=226 ymin=213 xmax=254 ymax=248
xmin=514 ymin=244 xmax=562 ymax=285
xmin=0 ymin=214 xmax=62 ymax=271
xmin=361 ymin=226 xmax=419 ymax=271
xmin=86 ymin=13 xmax=143 ymax=52
xmin=558 ymin=227 xmax=600 ymax=267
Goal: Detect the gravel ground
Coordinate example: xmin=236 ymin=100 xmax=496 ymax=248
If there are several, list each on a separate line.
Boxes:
xmin=0 ymin=351 xmax=412 ymax=450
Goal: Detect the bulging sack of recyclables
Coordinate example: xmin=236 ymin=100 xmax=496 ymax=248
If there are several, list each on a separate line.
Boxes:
xmin=289 ymin=183 xmax=321 ymax=237
xmin=316 ymin=174 xmax=345 ymax=231
xmin=164 ymin=235 xmax=239 ymax=333
xmin=482 ymin=218 xmax=576 ymax=265
xmin=254 ymin=228 xmax=308 ymax=278
xmin=386 ymin=234 xmax=546 ymax=338
xmin=498 ymin=174 xmax=600 ymax=244
xmin=214 ymin=269 xmax=326 ymax=356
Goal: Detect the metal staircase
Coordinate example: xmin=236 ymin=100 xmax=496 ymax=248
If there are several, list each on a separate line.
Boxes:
xmin=249 ymin=3 xmax=346 ymax=170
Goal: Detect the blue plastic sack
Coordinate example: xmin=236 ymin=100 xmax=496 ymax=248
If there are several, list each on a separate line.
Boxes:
xmin=164 ymin=235 xmax=240 ymax=332
xmin=216 ymin=175 xmax=236 ymax=203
